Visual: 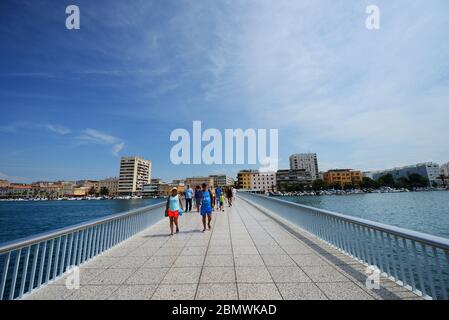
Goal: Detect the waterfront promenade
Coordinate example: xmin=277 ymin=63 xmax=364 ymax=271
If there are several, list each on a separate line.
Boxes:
xmin=24 ymin=196 xmax=421 ymax=300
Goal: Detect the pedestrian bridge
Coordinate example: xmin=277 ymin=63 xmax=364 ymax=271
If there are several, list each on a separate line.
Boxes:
xmin=1 ymin=193 xmax=447 ymax=300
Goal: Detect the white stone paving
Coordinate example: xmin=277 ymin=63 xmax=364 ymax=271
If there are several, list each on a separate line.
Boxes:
xmin=23 ymin=196 xmax=422 ymax=300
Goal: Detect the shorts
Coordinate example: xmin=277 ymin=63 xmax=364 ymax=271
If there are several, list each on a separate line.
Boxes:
xmin=219 ymin=201 xmax=224 ymax=206
xmin=167 ymin=209 xmax=179 ymax=218
xmin=200 ymin=207 xmax=212 ymax=216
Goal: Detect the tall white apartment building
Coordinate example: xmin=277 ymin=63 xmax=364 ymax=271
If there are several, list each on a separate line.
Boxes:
xmin=251 ymin=172 xmax=276 ymax=192
xmin=289 ymin=153 xmax=319 ymax=180
xmin=118 ymin=156 xmax=152 ymax=196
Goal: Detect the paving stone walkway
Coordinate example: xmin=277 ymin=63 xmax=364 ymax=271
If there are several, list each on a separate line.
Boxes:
xmin=24 ymin=196 xmax=422 ymax=300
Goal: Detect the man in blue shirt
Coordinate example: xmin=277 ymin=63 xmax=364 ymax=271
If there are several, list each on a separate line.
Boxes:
xmin=185 ymin=184 xmax=193 ymax=212
xmin=215 ymin=186 xmax=222 ymax=209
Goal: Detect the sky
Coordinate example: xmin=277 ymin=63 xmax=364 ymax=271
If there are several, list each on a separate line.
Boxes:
xmin=1 ymin=0 xmax=449 ymax=183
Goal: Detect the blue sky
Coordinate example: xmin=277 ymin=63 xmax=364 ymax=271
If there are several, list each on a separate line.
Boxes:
xmin=1 ymin=0 xmax=449 ymax=182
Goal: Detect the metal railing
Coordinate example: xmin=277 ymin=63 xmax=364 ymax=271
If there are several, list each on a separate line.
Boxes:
xmin=0 ymin=201 xmax=165 ymax=300
xmin=239 ymin=192 xmax=449 ymax=300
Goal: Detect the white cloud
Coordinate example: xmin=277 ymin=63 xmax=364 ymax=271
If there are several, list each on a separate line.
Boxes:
xmin=78 ymin=129 xmax=125 ymax=156
xmin=0 ymin=122 xmax=71 ymax=135
xmin=45 ymin=124 xmax=71 ymax=135
xmin=0 ymin=171 xmax=29 ymax=182
xmin=175 ymin=1 xmax=449 ymax=169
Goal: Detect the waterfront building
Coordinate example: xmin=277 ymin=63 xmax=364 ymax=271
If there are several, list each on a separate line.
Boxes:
xmin=99 ymin=177 xmax=118 ymax=196
xmin=4 ymin=183 xmax=33 ymax=198
xmin=440 ymin=163 xmax=449 ymax=177
xmin=141 ymin=184 xmax=159 ymax=198
xmin=0 ymin=180 xmax=10 ymax=188
xmin=371 ymin=162 xmax=440 ymax=187
xmin=318 ymin=171 xmax=325 ymax=181
xmin=289 ymin=153 xmax=319 ymax=180
xmin=276 ymin=169 xmax=312 ymax=191
xmin=76 ymin=180 xmax=99 ymax=189
xmin=209 ymin=174 xmax=234 ymax=187
xmin=251 ymin=172 xmax=276 ymax=192
xmin=60 ymin=181 xmax=75 ymax=197
xmin=185 ymin=176 xmax=214 ymax=188
xmin=141 ymin=179 xmax=165 ymax=197
xmin=118 ymin=156 xmax=152 ymax=196
xmin=324 ymin=169 xmax=363 ymax=188
xmin=73 ymin=187 xmax=88 ymax=197
xmin=237 ymin=170 xmax=256 ymax=189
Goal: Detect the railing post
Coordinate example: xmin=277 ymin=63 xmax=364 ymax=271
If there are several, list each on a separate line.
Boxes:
xmin=9 ymin=248 xmax=22 ymax=299
xmin=28 ymin=244 xmax=40 ymax=293
xmin=19 ymin=246 xmax=31 ymax=298
xmin=53 ymin=237 xmax=61 ymax=279
xmin=37 ymin=241 xmax=47 ymax=288
xmin=45 ymin=239 xmax=54 ymax=284
xmin=0 ymin=252 xmax=11 ymax=300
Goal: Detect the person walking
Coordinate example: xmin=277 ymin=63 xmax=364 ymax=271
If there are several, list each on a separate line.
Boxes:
xmin=185 ymin=184 xmax=193 ymax=212
xmin=219 ymin=192 xmax=225 ymax=211
xmin=215 ymin=186 xmax=222 ymax=208
xmin=165 ymin=187 xmax=184 ymax=236
xmin=232 ymin=187 xmax=237 ymax=201
xmin=194 ymin=185 xmax=201 ymax=212
xmin=226 ymin=186 xmax=233 ymax=207
xmin=198 ymin=183 xmax=213 ymax=231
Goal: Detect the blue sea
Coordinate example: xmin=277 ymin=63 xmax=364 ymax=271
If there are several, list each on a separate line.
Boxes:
xmin=0 ymin=198 xmax=164 ymax=245
xmin=1 ymin=192 xmax=448 ymax=245
xmin=281 ymin=191 xmax=449 ymax=240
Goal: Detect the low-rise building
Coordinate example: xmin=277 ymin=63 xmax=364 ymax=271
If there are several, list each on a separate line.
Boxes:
xmin=0 ymin=180 xmax=10 ymax=188
xmin=99 ymin=177 xmax=118 ymax=196
xmin=440 ymin=163 xmax=449 ymax=177
xmin=73 ymin=187 xmax=89 ymax=197
xmin=251 ymin=172 xmax=276 ymax=192
xmin=324 ymin=169 xmax=363 ymax=188
xmin=141 ymin=179 xmax=165 ymax=197
xmin=4 ymin=183 xmax=33 ymax=198
xmin=209 ymin=175 xmax=234 ymax=187
xmin=60 ymin=181 xmax=75 ymax=197
xmin=371 ymin=162 xmax=440 ymax=187
xmin=276 ymin=169 xmax=312 ymax=191
xmin=185 ymin=177 xmax=214 ymax=188
xmin=237 ymin=170 xmax=255 ymax=189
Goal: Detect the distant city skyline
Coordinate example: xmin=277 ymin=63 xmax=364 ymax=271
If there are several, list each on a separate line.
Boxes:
xmin=1 ymin=1 xmax=449 ymax=183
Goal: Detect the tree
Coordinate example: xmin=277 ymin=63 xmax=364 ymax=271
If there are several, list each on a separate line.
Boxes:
xmin=88 ymin=186 xmax=96 ymax=196
xmin=408 ymin=173 xmax=429 ymax=188
xmin=329 ymin=182 xmax=342 ymax=190
xmin=312 ymin=179 xmax=326 ymax=190
xmin=100 ymin=187 xmax=109 ymax=196
xmin=395 ymin=177 xmax=410 ymax=189
xmin=361 ymin=177 xmax=379 ymax=189
xmin=377 ymin=174 xmax=395 ymax=187
xmin=438 ymin=174 xmax=447 ymax=188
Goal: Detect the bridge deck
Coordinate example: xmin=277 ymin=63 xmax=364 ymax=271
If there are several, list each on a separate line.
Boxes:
xmin=25 ymin=196 xmax=421 ymax=300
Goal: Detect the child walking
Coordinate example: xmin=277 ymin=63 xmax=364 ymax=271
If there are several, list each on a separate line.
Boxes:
xmin=219 ymin=193 xmax=225 ymax=212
